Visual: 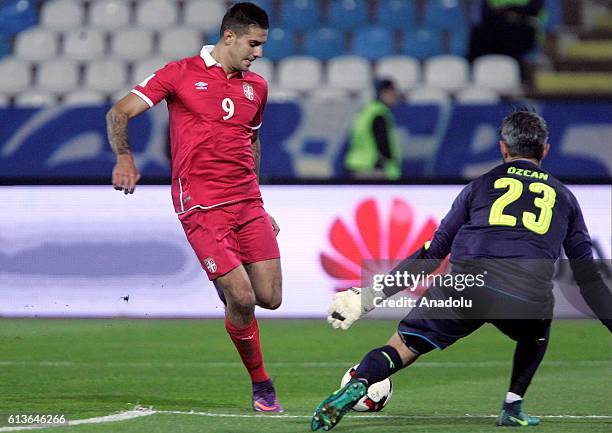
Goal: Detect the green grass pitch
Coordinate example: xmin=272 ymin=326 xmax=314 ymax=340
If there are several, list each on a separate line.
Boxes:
xmin=0 ymin=319 xmax=610 ymax=432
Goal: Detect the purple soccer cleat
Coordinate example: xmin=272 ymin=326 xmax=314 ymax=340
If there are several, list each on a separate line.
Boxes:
xmin=252 ymin=379 xmax=283 ymax=413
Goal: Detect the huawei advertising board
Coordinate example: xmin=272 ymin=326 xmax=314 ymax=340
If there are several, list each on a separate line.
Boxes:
xmin=0 ymin=185 xmax=610 ymax=318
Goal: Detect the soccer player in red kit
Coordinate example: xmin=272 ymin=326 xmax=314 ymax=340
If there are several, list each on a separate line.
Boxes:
xmin=105 ymin=2 xmax=283 ymax=412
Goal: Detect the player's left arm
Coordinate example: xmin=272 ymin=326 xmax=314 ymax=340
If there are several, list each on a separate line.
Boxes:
xmin=563 ymin=195 xmax=612 ymax=332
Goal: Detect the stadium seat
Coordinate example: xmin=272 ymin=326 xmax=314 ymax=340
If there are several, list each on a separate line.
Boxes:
xmin=40 ymin=0 xmax=84 ymax=31
xmin=267 ymin=88 xmax=300 ymax=102
xmin=473 ymin=55 xmax=522 ymax=93
xmin=401 ymin=28 xmax=444 ymax=60
xmin=449 ymin=28 xmax=469 ymax=56
xmin=303 ymin=27 xmax=344 ymax=61
xmin=279 ymin=0 xmax=320 ymax=30
xmin=327 ymin=0 xmax=369 ymax=30
xmin=424 ymin=55 xmax=469 ymax=91
xmin=248 ymin=57 xmax=275 ymax=83
xmin=111 ymin=28 xmax=154 ymax=61
xmin=135 ymin=0 xmax=177 ymax=30
xmin=545 ymin=0 xmax=563 ymax=29
xmin=351 ymin=26 xmax=395 ymax=60
xmin=263 ymin=28 xmax=296 ymax=61
xmin=375 ymin=56 xmax=420 ymax=91
xmin=424 ymin=0 xmax=468 ymax=31
xmin=132 ymin=57 xmax=172 ymax=85
xmin=0 ymin=0 xmax=37 ymax=36
xmin=456 ymin=86 xmax=500 ymax=104
xmin=327 ymin=55 xmax=372 ymax=91
xmin=14 ymin=28 xmax=59 ymax=61
xmin=63 ymin=89 xmax=107 ymax=105
xmin=355 ymin=87 xmax=376 ymax=105
xmin=308 ymin=87 xmax=351 ymax=101
xmin=63 ymin=29 xmax=106 ymax=61
xmin=0 ymin=58 xmax=31 ymax=93
xmin=89 ymin=0 xmax=130 ymax=30
xmin=408 ymin=87 xmax=450 ymax=104
xmin=84 ymin=59 xmax=128 ymax=93
xmin=277 ymin=56 xmax=322 ymax=92
xmin=159 ymin=28 xmax=203 ymax=58
xmin=184 ymin=0 xmax=227 ymax=34
xmin=375 ymin=0 xmax=416 ymax=29
xmin=14 ymin=90 xmax=57 ymax=107
xmin=0 ymin=36 xmax=10 ymax=59
xmin=37 ymin=59 xmax=79 ymax=93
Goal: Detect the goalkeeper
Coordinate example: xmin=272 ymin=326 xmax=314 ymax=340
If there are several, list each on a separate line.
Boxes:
xmin=311 ymin=109 xmax=612 ymax=431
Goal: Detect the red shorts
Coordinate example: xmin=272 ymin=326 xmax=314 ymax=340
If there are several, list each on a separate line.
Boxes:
xmin=178 ymin=199 xmax=280 ymax=280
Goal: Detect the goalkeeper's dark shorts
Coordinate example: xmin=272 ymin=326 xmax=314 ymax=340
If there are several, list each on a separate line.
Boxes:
xmin=397 ymin=285 xmax=553 ymax=355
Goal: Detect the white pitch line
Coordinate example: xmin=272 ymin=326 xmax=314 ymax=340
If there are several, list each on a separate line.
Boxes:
xmin=0 ymin=360 xmax=609 ymax=369
xmin=0 ymin=408 xmax=155 ymax=432
xmin=1 ymin=408 xmax=610 ymax=432
xmin=158 ymin=410 xmax=612 ymax=420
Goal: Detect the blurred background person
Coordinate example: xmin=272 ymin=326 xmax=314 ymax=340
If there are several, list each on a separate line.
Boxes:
xmin=345 ymin=79 xmax=402 ymax=181
xmin=469 ymin=0 xmax=547 ymax=76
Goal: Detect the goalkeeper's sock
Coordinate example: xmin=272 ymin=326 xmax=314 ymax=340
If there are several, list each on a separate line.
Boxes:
xmin=355 ymin=345 xmax=403 ymax=384
xmin=508 ymin=328 xmax=549 ymax=397
xmin=505 ymin=392 xmax=523 ymax=404
xmin=225 ymin=315 xmax=269 ymax=383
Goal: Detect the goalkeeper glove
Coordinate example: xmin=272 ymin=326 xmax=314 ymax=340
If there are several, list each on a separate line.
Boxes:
xmin=327 ymin=287 xmax=374 ymax=330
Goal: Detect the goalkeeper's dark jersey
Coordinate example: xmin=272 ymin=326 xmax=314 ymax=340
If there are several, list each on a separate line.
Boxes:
xmin=426 ymin=159 xmax=593 ymax=302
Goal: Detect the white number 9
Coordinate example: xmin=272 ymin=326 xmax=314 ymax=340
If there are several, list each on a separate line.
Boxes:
xmin=222 ymin=97 xmax=234 ymax=120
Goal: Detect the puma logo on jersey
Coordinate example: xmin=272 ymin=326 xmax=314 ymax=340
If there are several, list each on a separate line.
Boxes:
xmin=195 ymin=81 xmax=208 ymax=90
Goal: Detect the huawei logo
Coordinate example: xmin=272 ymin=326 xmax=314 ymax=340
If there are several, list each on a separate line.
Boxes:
xmin=320 ymin=198 xmax=443 ymax=293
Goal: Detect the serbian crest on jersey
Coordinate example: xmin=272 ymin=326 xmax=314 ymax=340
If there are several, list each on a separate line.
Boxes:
xmin=243 ymin=82 xmax=254 ymax=101
xmin=203 ymin=257 xmax=217 ymax=273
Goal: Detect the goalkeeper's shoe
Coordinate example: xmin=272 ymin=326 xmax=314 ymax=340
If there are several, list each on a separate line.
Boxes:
xmin=310 ymin=378 xmax=367 ymax=431
xmin=496 ymin=400 xmax=540 ymax=427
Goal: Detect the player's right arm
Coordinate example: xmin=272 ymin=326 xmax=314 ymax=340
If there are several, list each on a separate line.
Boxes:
xmin=106 ymin=93 xmax=150 ymax=194
xmin=107 ymin=61 xmax=178 ymax=194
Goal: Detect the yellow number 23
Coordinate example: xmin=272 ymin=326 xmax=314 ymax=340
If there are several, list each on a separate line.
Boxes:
xmin=489 ymin=177 xmax=556 ymax=235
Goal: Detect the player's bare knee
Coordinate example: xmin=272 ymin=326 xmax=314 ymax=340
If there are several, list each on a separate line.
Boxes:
xmin=270 ymin=292 xmax=282 ymax=310
xmin=253 ymin=276 xmax=282 ymax=309
xmin=259 ymin=293 xmax=282 ymax=310
xmin=226 ymin=288 xmax=256 ymax=313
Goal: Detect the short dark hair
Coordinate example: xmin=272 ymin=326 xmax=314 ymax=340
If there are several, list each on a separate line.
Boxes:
xmin=220 ymin=2 xmax=269 ymax=37
xmin=374 ymin=78 xmax=396 ymax=98
xmin=499 ymin=108 xmax=549 ymax=160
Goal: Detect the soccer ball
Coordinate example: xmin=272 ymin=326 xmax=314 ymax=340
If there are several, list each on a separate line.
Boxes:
xmin=340 ymin=364 xmax=393 ymax=412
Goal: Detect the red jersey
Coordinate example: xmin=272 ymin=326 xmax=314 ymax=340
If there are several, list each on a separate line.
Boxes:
xmin=132 ymin=45 xmax=268 ymax=213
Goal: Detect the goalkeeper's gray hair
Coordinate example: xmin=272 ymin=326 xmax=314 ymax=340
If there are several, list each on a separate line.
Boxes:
xmin=499 ymin=108 xmax=549 ymax=160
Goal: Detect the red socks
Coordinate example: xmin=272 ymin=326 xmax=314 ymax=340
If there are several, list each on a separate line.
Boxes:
xmin=225 ymin=316 xmax=269 ymax=383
